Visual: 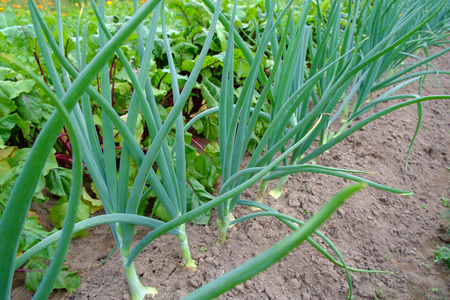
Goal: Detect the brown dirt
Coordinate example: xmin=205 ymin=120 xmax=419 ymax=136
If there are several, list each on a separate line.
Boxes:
xmin=11 ymin=46 xmax=450 ymax=300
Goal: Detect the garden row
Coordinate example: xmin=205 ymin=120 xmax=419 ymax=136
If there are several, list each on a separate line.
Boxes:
xmin=0 ymin=0 xmax=449 ymax=299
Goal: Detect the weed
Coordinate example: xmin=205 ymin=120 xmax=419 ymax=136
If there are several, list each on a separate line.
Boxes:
xmin=375 ymin=289 xmax=384 ymax=300
xmin=421 ymin=262 xmax=431 ymax=269
xmin=433 ymin=245 xmax=450 ymax=270
xmin=424 ymin=288 xmax=446 ymax=300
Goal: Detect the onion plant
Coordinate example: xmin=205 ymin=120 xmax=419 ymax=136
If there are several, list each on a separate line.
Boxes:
xmin=264 ymin=0 xmax=450 ymax=199
xmin=0 ymin=0 xmax=449 ymax=299
xmin=0 ymin=0 xmax=223 ymax=298
xmin=198 ymin=0 xmax=446 ymax=242
xmin=202 ymin=0 xmax=450 ymax=210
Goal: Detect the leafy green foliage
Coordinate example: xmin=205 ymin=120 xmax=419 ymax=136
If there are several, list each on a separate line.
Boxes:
xmin=19 ymin=217 xmax=56 ymax=259
xmin=0 ymin=147 xmax=57 ymax=213
xmin=434 ymin=245 xmax=450 ymax=270
xmin=0 ymin=67 xmax=54 ymax=148
xmin=193 ymin=142 xmax=220 ymax=190
xmin=46 ymin=167 xmax=103 ymax=237
xmin=18 ymin=217 xmax=81 ymax=293
xmin=0 ymin=148 xmax=90 ymax=290
xmin=0 ymin=24 xmax=37 ymax=68
xmin=49 ymin=200 xmax=89 ymax=238
xmin=186 ymin=177 xmax=215 ymax=225
xmin=0 ymin=11 xmax=20 ymax=29
xmin=24 ymin=256 xmax=80 ymax=292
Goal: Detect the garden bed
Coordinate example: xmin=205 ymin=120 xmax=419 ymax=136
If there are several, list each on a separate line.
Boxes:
xmin=10 ymin=46 xmax=449 ymax=299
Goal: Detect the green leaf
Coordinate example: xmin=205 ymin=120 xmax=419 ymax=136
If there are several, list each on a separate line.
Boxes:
xmin=24 ymin=256 xmax=80 ymax=292
xmin=0 ymin=113 xmax=20 ymax=140
xmin=154 ymin=201 xmax=172 ymax=222
xmin=0 ymin=79 xmax=35 ymax=100
xmin=192 ymin=118 xmax=204 ymax=134
xmin=0 ymin=67 xmax=16 ymax=81
xmin=42 ymin=151 xmax=58 ymax=176
xmin=0 ymin=11 xmax=18 ymax=29
xmin=16 ymin=91 xmax=43 ymax=124
xmin=151 ymin=69 xmax=172 ymax=98
xmin=49 ymin=200 xmax=90 ymax=238
xmin=246 ymin=132 xmax=260 ymax=155
xmin=234 ymin=48 xmax=251 ymax=79
xmin=45 ymin=170 xmax=66 ymax=197
xmin=233 ymin=86 xmax=260 ymax=105
xmin=182 ymin=54 xmax=225 ymax=73
xmin=171 ymin=40 xmax=198 ymax=71
xmin=0 ymin=112 xmax=30 ymax=142
xmin=152 ymin=86 xmax=167 ymax=98
xmin=195 ymin=151 xmax=220 ymax=192
xmin=188 ymin=26 xmax=209 ymax=46
xmin=200 ymin=77 xmax=220 ymax=107
xmin=157 ymin=104 xmax=169 ymax=123
xmin=0 ymin=146 xmax=17 ymax=173
xmin=0 ymin=148 xmax=56 ymax=205
xmin=45 ymin=168 xmax=72 ymax=197
xmin=215 ymin=24 xmax=228 ymax=51
xmin=167 ymin=0 xmax=211 ymax=28
xmin=81 ymin=187 xmax=103 ymax=214
xmin=434 ymin=245 xmax=450 ymax=269
xmin=114 ymin=67 xmax=133 ymax=82
xmin=113 ymin=81 xmax=132 ymax=96
xmin=0 ymin=94 xmax=18 ymax=117
xmin=19 ymin=217 xmax=56 ymax=259
xmin=53 ymin=265 xmax=81 ymax=293
xmin=186 ymin=177 xmax=214 ymax=225
xmin=0 ymin=25 xmax=35 ymax=44
xmin=185 ymin=141 xmax=220 ymax=193
xmin=114 ymin=114 xmax=143 ymax=147
xmin=137 ymin=194 xmax=149 ymax=216
xmin=38 ymin=103 xmax=54 ymax=130
xmin=203 ymin=113 xmax=219 ymax=142
xmin=184 ymin=143 xmax=198 ymax=163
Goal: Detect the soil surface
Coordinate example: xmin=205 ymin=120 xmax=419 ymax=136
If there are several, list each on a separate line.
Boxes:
xmin=11 ymin=46 xmax=450 ymax=300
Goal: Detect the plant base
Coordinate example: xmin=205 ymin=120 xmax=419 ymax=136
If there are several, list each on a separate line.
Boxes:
xmin=123 ymin=261 xmax=157 ymax=300
xmin=268 ymin=175 xmax=289 ymax=199
xmin=177 ymin=224 xmax=197 ymax=271
xmin=253 ymin=180 xmax=268 ymax=210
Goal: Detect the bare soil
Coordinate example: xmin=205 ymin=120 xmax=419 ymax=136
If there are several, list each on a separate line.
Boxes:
xmin=11 ymin=46 xmax=450 ymax=300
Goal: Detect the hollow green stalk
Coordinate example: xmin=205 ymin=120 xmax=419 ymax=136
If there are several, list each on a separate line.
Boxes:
xmin=159 ymin=1 xmax=196 ymax=269
xmin=254 ymin=180 xmax=268 ymax=208
xmin=216 ymin=211 xmax=231 ymax=246
xmin=177 ymin=224 xmax=196 ymax=270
